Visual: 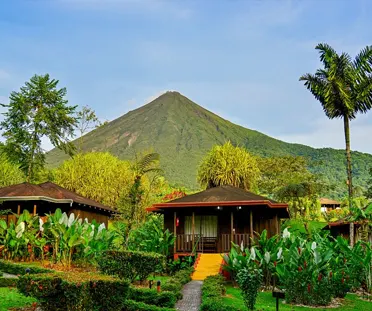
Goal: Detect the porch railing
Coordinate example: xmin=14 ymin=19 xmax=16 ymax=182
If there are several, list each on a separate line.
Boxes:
xmin=176 ymin=234 xmax=251 ymax=253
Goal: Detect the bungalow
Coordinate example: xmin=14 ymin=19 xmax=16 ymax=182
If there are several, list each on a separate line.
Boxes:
xmin=320 ymin=198 xmax=341 ymax=213
xmin=0 ymin=182 xmax=116 ymax=227
xmin=147 ymin=185 xmax=289 ymax=255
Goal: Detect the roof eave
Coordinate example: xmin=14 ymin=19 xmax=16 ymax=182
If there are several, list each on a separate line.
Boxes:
xmin=0 ymin=196 xmax=73 ymax=205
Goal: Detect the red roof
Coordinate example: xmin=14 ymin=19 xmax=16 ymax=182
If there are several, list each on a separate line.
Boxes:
xmin=0 ymin=182 xmax=115 ymax=213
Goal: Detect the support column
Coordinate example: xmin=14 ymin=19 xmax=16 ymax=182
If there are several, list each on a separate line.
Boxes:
xmin=192 ymin=212 xmax=195 ymax=245
xmin=33 ymin=204 xmax=37 ymax=216
xmin=274 ymin=214 xmax=279 ymax=236
xmin=230 ymin=211 xmax=234 ymax=246
xmin=250 ymin=210 xmax=254 ymax=242
xmin=17 ymin=204 xmax=21 ymax=215
xmin=173 ymin=212 xmax=177 ymax=254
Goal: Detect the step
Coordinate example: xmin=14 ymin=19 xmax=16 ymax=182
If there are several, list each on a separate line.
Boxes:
xmin=191 ymin=254 xmax=223 ymax=281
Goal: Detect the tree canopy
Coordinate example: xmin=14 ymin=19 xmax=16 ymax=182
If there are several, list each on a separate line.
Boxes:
xmin=0 ymin=151 xmax=25 ymax=187
xmin=367 ymin=168 xmax=372 ymax=199
xmin=198 ymin=141 xmax=260 ymax=191
xmin=0 ymin=74 xmax=77 ymax=182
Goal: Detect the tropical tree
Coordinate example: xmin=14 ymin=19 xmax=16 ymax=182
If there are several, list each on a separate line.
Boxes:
xmin=0 ymin=151 xmax=25 ymax=186
xmin=300 ymin=43 xmax=372 ymax=245
xmin=54 ymin=152 xmax=133 ymax=207
xmin=0 ymin=74 xmax=77 ymax=182
xmin=117 ymin=152 xmax=162 ymax=247
xmin=76 ymin=105 xmax=101 ymax=151
xmin=198 ymin=141 xmax=260 ymax=191
xmin=366 ymin=168 xmax=372 ymax=199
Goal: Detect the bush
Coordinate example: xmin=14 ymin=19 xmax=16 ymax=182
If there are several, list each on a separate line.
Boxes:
xmin=0 ymin=260 xmax=52 ymax=275
xmin=236 ymin=267 xmax=262 ymax=311
xmin=0 ymin=277 xmax=17 ymax=287
xmin=123 ymin=299 xmax=176 ymax=311
xmin=200 ymin=275 xmax=239 ymax=311
xmin=162 ymin=267 xmax=193 ymax=299
xmin=97 ymin=251 xmax=165 ymax=282
xmin=17 ymin=272 xmax=129 ymax=311
xmin=128 ymin=287 xmax=177 ymax=308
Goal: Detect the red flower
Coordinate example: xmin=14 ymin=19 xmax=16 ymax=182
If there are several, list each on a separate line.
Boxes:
xmin=318 ymin=274 xmax=322 ymax=282
xmin=298 ymin=247 xmax=301 ymax=254
xmin=329 ymin=271 xmax=333 ymax=278
xmin=298 ymin=266 xmax=302 ymax=272
xmin=341 ymin=278 xmax=344 ymax=284
xmin=38 ymin=285 xmax=43 ymax=290
xmin=307 ymin=284 xmax=311 ymax=293
xmin=274 ymin=261 xmax=277 ymax=267
xmin=304 ymin=261 xmax=307 ymax=268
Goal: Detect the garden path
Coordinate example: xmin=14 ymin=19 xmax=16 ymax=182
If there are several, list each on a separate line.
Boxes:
xmin=175 ymin=280 xmax=203 ymax=311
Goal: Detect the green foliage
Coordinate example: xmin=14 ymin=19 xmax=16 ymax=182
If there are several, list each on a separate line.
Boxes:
xmin=0 ymin=287 xmax=37 ymax=309
xmin=0 ymin=151 xmax=25 ymax=186
xmin=46 ymin=91 xmax=372 ymax=198
xmin=367 ymin=168 xmax=372 ymax=199
xmin=54 ymin=152 xmax=133 ymax=208
xmin=97 ymin=250 xmax=165 ymax=282
xmin=17 ymin=272 xmax=129 ymax=311
xmin=200 ymin=275 xmax=239 ymax=311
xmin=161 ymin=267 xmax=193 ymax=299
xmin=76 ymin=105 xmax=101 ymax=152
xmin=1 ymin=74 xmax=77 ymax=182
xmin=126 ymin=214 xmax=175 ymax=257
xmin=128 ymin=287 xmax=177 ymax=308
xmin=0 ymin=260 xmax=51 ymax=275
xmin=0 ymin=209 xmax=114 ymax=266
xmin=0 ymin=277 xmax=17 ymax=287
xmin=123 ymin=299 xmax=176 ymax=311
xmin=198 ymin=141 xmax=260 ymax=191
xmin=237 ymin=266 xmax=263 ymax=311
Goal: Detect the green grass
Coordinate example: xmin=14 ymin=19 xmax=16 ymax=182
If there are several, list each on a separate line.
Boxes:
xmin=223 ymin=286 xmax=372 ymax=311
xmin=0 ymin=287 xmax=36 ymax=311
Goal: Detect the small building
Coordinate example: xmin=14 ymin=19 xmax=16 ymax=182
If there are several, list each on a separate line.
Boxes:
xmin=320 ymin=198 xmax=341 ymax=213
xmin=0 ymin=182 xmax=116 ymax=226
xmin=326 ymin=220 xmax=372 ymax=244
xmin=147 ymin=185 xmax=289 ymax=255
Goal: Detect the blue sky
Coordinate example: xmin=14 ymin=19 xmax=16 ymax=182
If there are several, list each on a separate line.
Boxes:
xmin=0 ymin=0 xmax=372 ymax=153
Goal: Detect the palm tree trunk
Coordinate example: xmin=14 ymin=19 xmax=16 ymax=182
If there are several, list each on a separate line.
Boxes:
xmin=343 ymin=116 xmax=354 ymax=246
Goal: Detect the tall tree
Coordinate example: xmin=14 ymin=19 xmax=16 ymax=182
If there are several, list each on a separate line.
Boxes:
xmin=300 ymin=44 xmax=372 ymax=245
xmin=1 ymin=74 xmax=77 ymax=182
xmin=76 ymin=106 xmax=101 ymax=152
xmin=198 ymin=141 xmax=260 ymax=191
xmin=366 ymin=168 xmax=372 ymax=199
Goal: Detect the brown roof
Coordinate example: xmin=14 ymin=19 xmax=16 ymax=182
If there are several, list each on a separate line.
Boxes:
xmin=148 ymin=185 xmax=288 ymax=212
xmin=320 ymin=198 xmax=341 ymax=205
xmin=0 ymin=182 xmax=115 ymax=213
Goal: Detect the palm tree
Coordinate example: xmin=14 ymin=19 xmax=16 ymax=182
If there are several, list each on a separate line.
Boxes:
xmin=300 ymin=43 xmax=372 ymax=246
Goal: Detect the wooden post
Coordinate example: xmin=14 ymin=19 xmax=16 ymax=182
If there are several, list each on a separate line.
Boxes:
xmin=173 ymin=212 xmax=177 ymax=254
xmin=230 ymin=211 xmax=234 ymax=246
xmin=17 ymin=204 xmax=21 ymax=215
xmin=250 ymin=210 xmax=254 ymax=242
xmin=192 ymin=212 xmax=195 ymax=246
xmin=33 ymin=204 xmax=37 ymax=216
xmin=274 ymin=214 xmax=279 ymax=236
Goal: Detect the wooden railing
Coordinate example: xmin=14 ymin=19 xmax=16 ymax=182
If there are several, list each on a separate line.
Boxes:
xmin=221 ymin=234 xmax=251 ymax=252
xmin=176 ymin=234 xmax=252 ymax=253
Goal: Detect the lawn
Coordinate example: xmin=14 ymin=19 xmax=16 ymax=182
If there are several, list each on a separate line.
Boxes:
xmin=0 ymin=287 xmax=36 ymax=311
xmin=223 ymin=286 xmax=372 ymax=311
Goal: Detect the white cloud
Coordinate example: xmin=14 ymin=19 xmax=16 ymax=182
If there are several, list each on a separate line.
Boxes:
xmin=277 ymin=115 xmax=372 ymax=154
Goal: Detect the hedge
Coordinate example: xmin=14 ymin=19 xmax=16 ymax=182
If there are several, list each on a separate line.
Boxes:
xmin=97 ymin=251 xmax=165 ymax=282
xmin=128 ymin=287 xmax=177 ymax=308
xmin=162 ymin=267 xmax=193 ymax=300
xmin=17 ymin=272 xmax=129 ymax=311
xmin=123 ymin=299 xmax=176 ymax=311
xmin=200 ymin=275 xmax=239 ymax=311
xmin=0 ymin=277 xmax=17 ymax=287
xmin=0 ymin=260 xmax=52 ymax=275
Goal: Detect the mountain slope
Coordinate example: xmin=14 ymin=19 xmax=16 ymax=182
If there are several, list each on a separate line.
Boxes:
xmin=47 ymin=91 xmax=372 ymax=196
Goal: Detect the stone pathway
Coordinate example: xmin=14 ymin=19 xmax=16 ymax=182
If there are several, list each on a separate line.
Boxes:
xmin=175 ymin=281 xmax=203 ymax=311
xmin=2 ymin=272 xmax=18 ymax=278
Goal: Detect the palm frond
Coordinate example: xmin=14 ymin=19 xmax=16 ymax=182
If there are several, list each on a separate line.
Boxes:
xmin=299 ymin=73 xmax=327 ymax=104
xmin=353 ymin=45 xmax=372 ymax=78
xmin=354 ymin=75 xmax=372 ymax=113
xmin=315 ymin=43 xmax=338 ymax=69
xmin=136 ymin=152 xmax=160 ymax=175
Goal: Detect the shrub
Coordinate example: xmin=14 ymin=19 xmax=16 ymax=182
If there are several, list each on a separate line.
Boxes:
xmin=162 ymin=267 xmax=193 ymax=299
xmin=0 ymin=260 xmax=52 ymax=275
xmin=97 ymin=251 xmax=165 ymax=282
xmin=128 ymin=287 xmax=177 ymax=308
xmin=0 ymin=277 xmax=17 ymax=287
xmin=17 ymin=272 xmax=129 ymax=311
xmin=200 ymin=275 xmax=239 ymax=311
xmin=123 ymin=299 xmax=176 ymax=311
xmin=236 ymin=267 xmax=262 ymax=311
